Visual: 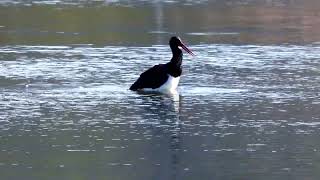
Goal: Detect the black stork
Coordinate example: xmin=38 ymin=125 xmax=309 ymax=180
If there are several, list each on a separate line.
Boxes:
xmin=129 ymin=36 xmax=194 ymax=92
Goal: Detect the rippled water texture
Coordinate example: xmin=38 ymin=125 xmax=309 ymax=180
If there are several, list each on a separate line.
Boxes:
xmin=1 ymin=1 xmax=320 ymax=180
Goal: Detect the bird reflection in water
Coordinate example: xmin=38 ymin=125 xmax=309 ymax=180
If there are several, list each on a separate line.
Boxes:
xmin=136 ymin=91 xmax=183 ymax=180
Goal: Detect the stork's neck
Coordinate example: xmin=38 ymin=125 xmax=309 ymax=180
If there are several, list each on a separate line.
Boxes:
xmin=169 ymin=46 xmax=183 ymax=67
xmin=167 ymin=46 xmax=183 ymax=77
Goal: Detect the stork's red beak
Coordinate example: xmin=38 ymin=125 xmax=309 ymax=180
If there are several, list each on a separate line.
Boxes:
xmin=180 ymin=42 xmax=195 ymax=56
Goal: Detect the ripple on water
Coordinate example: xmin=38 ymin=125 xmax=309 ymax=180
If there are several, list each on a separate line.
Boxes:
xmin=0 ymin=0 xmax=211 ymax=6
xmin=181 ymin=86 xmax=248 ymax=96
xmin=187 ymin=32 xmax=239 ymax=36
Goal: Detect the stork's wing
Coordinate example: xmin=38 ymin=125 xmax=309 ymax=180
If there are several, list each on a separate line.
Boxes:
xmin=129 ymin=64 xmax=168 ymax=91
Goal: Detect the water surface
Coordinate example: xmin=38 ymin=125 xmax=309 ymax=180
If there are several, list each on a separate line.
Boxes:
xmin=1 ymin=1 xmax=320 ymax=180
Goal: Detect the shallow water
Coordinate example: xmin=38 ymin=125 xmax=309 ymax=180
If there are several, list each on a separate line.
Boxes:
xmin=1 ymin=1 xmax=320 ymax=180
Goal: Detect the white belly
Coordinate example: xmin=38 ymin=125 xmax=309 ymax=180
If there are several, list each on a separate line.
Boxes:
xmin=143 ymin=75 xmax=180 ymax=93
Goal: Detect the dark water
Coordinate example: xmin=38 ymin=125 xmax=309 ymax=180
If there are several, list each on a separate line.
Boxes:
xmin=1 ymin=1 xmax=320 ymax=180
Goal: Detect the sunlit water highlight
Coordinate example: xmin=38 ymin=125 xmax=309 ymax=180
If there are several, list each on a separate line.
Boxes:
xmin=1 ymin=44 xmax=320 ymax=179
